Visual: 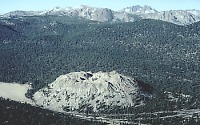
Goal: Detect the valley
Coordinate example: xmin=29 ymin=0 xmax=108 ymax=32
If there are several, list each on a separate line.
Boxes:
xmin=0 ymin=5 xmax=200 ymax=125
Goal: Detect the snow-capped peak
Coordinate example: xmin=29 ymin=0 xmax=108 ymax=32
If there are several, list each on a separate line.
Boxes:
xmin=51 ymin=6 xmax=63 ymax=12
xmin=73 ymin=5 xmax=93 ymax=9
xmin=33 ymin=71 xmax=144 ymax=113
xmin=186 ymin=9 xmax=200 ymax=16
xmin=43 ymin=6 xmax=72 ymax=16
xmin=123 ymin=5 xmax=158 ymax=14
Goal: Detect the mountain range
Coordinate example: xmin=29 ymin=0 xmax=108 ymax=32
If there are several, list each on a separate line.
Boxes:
xmin=1 ymin=5 xmax=200 ymax=25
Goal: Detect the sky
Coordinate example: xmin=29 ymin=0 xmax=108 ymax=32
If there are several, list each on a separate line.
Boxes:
xmin=0 ymin=0 xmax=200 ymax=14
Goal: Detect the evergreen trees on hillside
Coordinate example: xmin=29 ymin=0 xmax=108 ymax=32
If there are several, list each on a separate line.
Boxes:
xmin=0 ymin=98 xmax=106 ymax=125
xmin=0 ymin=17 xmax=200 ymax=115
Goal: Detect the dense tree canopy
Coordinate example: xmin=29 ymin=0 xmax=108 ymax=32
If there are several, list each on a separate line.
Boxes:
xmin=0 ymin=16 xmax=200 ymax=121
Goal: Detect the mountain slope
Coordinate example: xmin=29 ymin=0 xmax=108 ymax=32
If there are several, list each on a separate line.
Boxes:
xmin=0 ymin=23 xmax=22 ymax=42
xmin=0 ymin=98 xmax=105 ymax=125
